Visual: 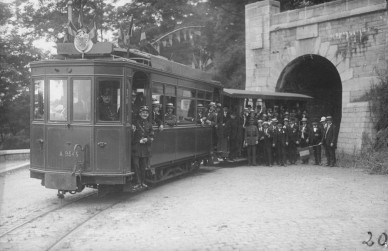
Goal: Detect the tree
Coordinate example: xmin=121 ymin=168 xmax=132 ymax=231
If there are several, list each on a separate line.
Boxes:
xmin=0 ymin=3 xmax=43 ymax=147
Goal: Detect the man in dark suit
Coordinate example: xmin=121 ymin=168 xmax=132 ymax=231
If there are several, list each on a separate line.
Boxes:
xmin=310 ymin=120 xmax=323 ymax=165
xmin=299 ymin=117 xmax=310 ymax=164
xmin=225 ymin=112 xmax=240 ymax=161
xmin=274 ymin=122 xmax=288 ymax=166
xmin=322 ymin=116 xmax=337 ymax=167
xmin=262 ymin=122 xmax=273 ymax=166
xmin=256 ymin=119 xmax=265 ymax=165
xmin=286 ymin=118 xmax=299 ymax=164
xmin=244 ymin=117 xmax=258 ymax=166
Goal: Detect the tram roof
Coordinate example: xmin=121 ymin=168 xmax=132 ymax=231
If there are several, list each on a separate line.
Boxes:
xmin=223 ymin=88 xmax=313 ymax=101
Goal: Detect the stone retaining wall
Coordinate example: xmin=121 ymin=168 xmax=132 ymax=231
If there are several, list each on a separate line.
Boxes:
xmin=0 ymin=149 xmax=30 ymax=162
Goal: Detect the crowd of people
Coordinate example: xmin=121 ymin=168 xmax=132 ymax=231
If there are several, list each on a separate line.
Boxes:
xmin=193 ymin=102 xmax=338 ymax=168
xmin=101 ymin=94 xmax=338 ymax=188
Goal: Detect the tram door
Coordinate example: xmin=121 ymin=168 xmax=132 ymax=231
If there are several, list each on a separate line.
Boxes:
xmin=95 ymin=78 xmax=123 ymax=175
xmin=128 ymin=71 xmax=150 ymax=170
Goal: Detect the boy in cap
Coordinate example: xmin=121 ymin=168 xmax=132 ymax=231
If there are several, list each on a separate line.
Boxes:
xmin=322 ymin=116 xmax=337 ymax=167
xmin=244 ymin=117 xmax=258 ymax=166
xmin=164 ymin=103 xmax=177 ymax=127
xmin=309 ymin=120 xmax=323 ymax=165
xmin=132 ymin=106 xmax=154 ymax=188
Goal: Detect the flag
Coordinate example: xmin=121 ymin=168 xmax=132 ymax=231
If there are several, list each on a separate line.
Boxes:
xmin=78 ymin=12 xmax=84 ymax=28
xmin=140 ymin=31 xmax=146 ymax=41
xmin=67 ymin=20 xmax=77 ymax=37
xmin=128 ymin=15 xmax=134 ymax=36
xmin=192 ymin=53 xmax=197 ymax=69
xmin=168 ymin=34 xmax=172 ymax=46
xmin=88 ymin=21 xmax=96 ymax=40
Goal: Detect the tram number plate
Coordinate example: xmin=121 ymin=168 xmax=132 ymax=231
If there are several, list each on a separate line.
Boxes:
xmin=45 ymin=173 xmax=77 ymax=190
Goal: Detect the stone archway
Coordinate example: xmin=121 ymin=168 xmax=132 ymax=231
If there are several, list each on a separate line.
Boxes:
xmin=276 ymin=54 xmax=342 ymax=129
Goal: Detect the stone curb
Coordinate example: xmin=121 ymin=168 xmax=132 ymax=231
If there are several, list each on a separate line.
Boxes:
xmin=0 ymin=162 xmax=30 ymax=175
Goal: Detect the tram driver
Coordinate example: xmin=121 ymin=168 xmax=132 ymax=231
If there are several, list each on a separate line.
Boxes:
xmin=99 ymin=88 xmax=119 ymax=121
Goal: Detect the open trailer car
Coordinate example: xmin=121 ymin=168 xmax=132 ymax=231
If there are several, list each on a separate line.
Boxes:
xmin=222 ymin=88 xmax=313 ymax=117
xmin=30 ymin=44 xmax=223 ymax=198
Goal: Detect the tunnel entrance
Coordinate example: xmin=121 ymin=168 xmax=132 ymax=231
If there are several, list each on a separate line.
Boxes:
xmin=276 ymin=54 xmax=342 ymax=129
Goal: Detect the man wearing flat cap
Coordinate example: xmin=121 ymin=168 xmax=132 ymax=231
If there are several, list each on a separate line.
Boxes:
xmin=164 ymin=103 xmax=177 ymax=127
xmin=196 ymin=103 xmax=206 ymax=125
xmin=99 ymin=88 xmax=119 ymax=121
xmin=322 ymin=116 xmax=337 ymax=167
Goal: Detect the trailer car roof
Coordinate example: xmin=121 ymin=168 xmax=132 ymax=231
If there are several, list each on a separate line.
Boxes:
xmin=223 ymin=88 xmax=313 ymax=100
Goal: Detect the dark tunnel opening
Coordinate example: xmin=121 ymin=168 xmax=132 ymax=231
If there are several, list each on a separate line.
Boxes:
xmin=276 ymin=54 xmax=342 ymax=129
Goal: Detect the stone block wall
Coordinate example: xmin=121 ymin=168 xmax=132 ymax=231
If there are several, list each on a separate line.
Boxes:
xmin=245 ymin=0 xmax=387 ymax=153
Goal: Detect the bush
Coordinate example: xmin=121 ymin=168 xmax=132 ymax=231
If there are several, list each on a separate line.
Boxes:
xmin=0 ymin=131 xmax=30 ymax=150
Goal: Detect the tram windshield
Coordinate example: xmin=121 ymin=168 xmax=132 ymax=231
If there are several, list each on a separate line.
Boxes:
xmin=49 ymin=79 xmax=67 ymax=121
xmin=33 ymin=79 xmax=44 ymax=120
xmin=73 ymin=79 xmax=91 ymax=121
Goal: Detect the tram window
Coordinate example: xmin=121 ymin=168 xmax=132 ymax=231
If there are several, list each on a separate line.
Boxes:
xmin=205 ymin=91 xmax=212 ymax=100
xmin=196 ymin=100 xmax=210 ymax=125
xmin=72 ymin=80 xmax=91 ymax=121
xmin=33 ymin=79 xmax=44 ymax=120
xmin=98 ymin=80 xmax=121 ymax=121
xmin=152 ymin=83 xmax=163 ymax=95
xmin=49 ymin=79 xmax=67 ymax=121
xmin=152 ymin=83 xmax=164 ymax=125
xmin=165 ymin=85 xmax=176 ymax=96
xmin=197 ymin=91 xmax=205 ymax=99
xmin=177 ymin=88 xmax=195 ymax=98
xmin=177 ymin=97 xmax=195 ymax=124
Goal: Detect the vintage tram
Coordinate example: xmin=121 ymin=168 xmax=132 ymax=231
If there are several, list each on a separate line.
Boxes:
xmin=30 ymin=43 xmax=223 ymax=197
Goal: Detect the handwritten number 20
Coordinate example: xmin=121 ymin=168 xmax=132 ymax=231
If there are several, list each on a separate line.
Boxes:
xmin=363 ymin=232 xmax=388 ymax=247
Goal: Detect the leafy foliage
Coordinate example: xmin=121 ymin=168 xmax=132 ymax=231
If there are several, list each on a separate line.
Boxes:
xmin=367 ymin=72 xmax=388 ymax=132
xmin=0 ymin=3 xmax=43 ymax=148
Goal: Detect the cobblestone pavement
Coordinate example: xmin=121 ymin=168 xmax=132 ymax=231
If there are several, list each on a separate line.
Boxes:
xmin=1 ymin=165 xmax=388 ymax=250
xmin=57 ymin=165 xmax=388 ymax=251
